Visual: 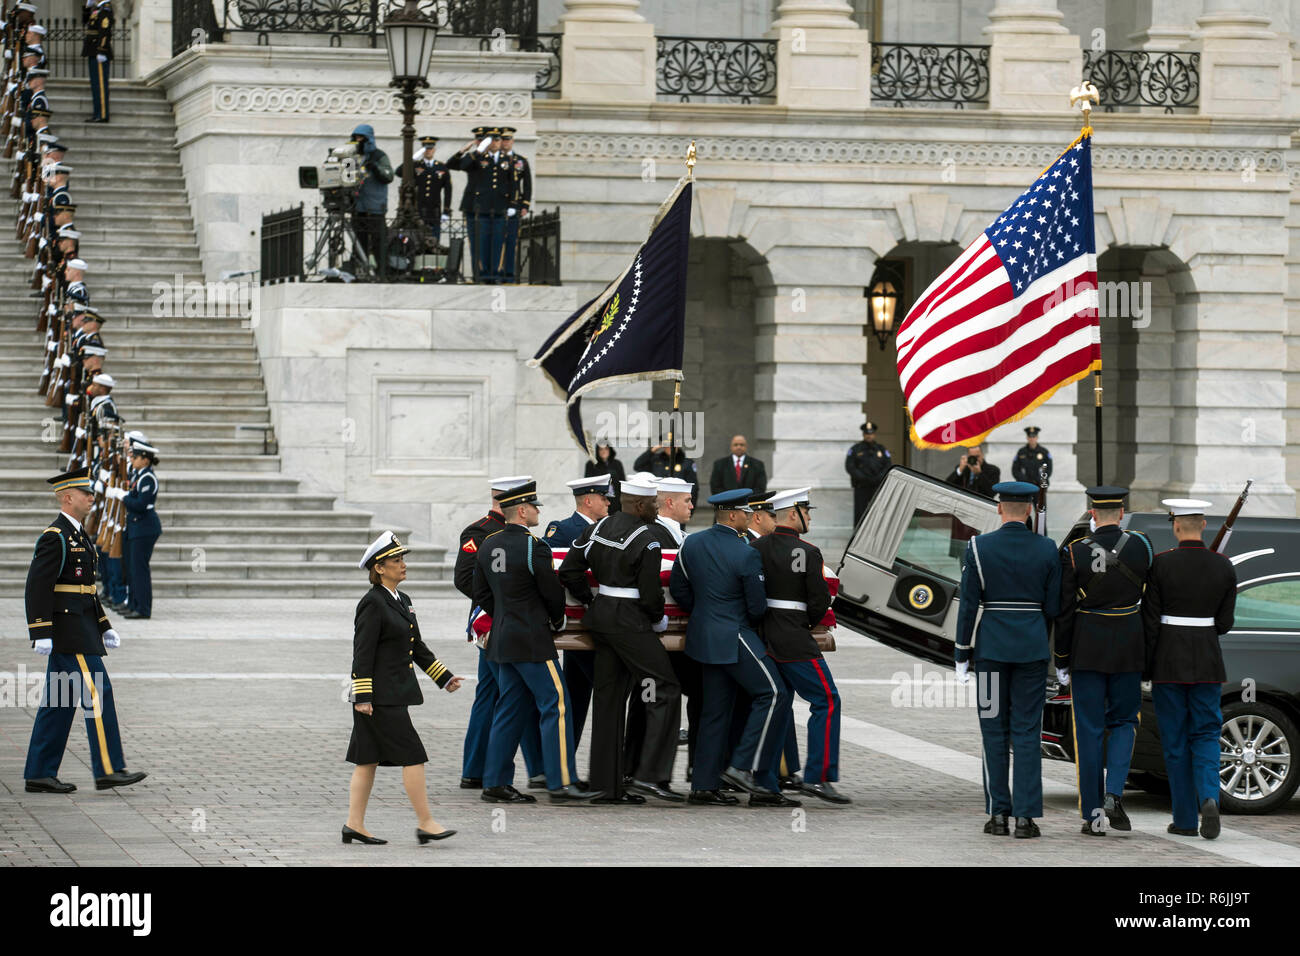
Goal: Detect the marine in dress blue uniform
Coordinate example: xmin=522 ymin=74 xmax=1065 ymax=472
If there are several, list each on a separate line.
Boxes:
xmin=117 ymin=441 xmax=159 ymax=619
xmin=23 ymin=467 xmax=146 ymax=794
xmin=1143 ymin=499 xmax=1236 ymax=840
xmin=669 ymin=489 xmax=798 ymax=807
xmin=1055 ymin=486 xmax=1153 ymax=835
xmin=955 ymin=481 xmax=1061 ymax=837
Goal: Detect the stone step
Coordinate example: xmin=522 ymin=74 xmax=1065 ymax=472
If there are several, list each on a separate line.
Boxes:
xmin=54 ymin=215 xmax=197 ymax=233
xmin=0 ymin=354 xmax=261 ymax=374
xmin=0 ymin=506 xmax=371 ymax=528
xmin=0 ymin=578 xmax=458 ymax=599
xmin=0 ymin=470 xmax=300 ymax=494
xmin=131 ymin=541 xmax=449 ymax=563
xmin=0 ymin=489 xmax=335 ymax=510
xmin=9 ymin=372 xmax=266 ymax=391
xmin=0 ymin=387 xmax=269 ymax=406
xmin=4 ymin=309 xmax=250 ymax=328
xmin=0 ymin=451 xmax=281 ymax=471
xmin=0 ymin=329 xmax=254 ymax=347
xmin=0 ymin=419 xmax=271 ymax=440
xmin=0 ymin=558 xmax=449 ymax=582
xmin=0 ymin=402 xmax=270 ymax=423
xmin=0 ymin=432 xmax=268 ymax=452
xmin=0 ymin=524 xmax=368 ymax=546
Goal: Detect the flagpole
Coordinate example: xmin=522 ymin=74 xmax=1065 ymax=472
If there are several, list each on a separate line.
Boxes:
xmin=670 ymin=142 xmax=693 ymax=471
xmin=1071 ymin=80 xmax=1102 ymax=483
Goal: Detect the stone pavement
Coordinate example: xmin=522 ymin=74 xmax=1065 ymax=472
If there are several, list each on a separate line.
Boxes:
xmin=1 ymin=597 xmax=1297 ymax=866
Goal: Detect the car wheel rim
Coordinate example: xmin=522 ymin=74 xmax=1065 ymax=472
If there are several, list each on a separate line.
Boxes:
xmin=1220 ymin=715 xmax=1292 ymax=801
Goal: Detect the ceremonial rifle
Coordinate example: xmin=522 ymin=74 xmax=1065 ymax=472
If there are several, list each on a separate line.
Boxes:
xmin=1034 ymin=462 xmax=1049 ymax=535
xmin=1210 ymin=479 xmax=1253 ymax=555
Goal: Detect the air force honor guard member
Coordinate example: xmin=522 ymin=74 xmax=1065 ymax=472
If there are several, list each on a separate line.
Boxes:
xmin=1055 ymin=486 xmax=1153 ymax=835
xmin=955 ymin=481 xmax=1060 ymax=838
xmin=1143 ymin=499 xmax=1236 ymax=840
xmin=24 ymin=467 xmax=147 ymax=794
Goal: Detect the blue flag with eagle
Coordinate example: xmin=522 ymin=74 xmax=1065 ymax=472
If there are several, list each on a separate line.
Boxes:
xmin=530 ymin=176 xmax=692 ymax=457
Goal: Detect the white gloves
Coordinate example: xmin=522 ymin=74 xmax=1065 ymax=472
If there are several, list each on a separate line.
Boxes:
xmin=96 ymin=54 xmax=107 ymax=63
xmin=93 ymin=480 xmax=104 ymax=494
xmin=1056 ymin=667 xmax=1070 ymax=686
xmin=955 ymin=660 xmax=971 ymax=684
xmin=506 ymin=208 xmax=517 ymax=218
xmin=103 ymin=629 xmax=120 ymax=649
xmin=34 ymin=638 xmax=52 ymax=656
xmin=549 ymin=617 xmax=566 ymax=634
xmin=107 ymin=487 xmax=126 ymax=500
xmin=440 ymin=214 xmax=449 ymax=223
xmin=651 ymin=614 xmax=669 ymax=633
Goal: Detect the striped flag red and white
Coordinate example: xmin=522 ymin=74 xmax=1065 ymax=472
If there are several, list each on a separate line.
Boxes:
xmin=897 ymin=133 xmax=1101 ymax=449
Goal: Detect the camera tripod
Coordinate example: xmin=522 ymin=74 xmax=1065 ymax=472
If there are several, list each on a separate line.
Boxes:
xmin=306 ymin=208 xmax=373 ymax=280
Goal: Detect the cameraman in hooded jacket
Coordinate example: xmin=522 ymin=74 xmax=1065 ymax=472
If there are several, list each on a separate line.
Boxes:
xmin=349 ymin=124 xmax=394 ymax=276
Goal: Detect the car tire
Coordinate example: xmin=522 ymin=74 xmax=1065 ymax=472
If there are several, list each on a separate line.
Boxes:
xmin=1219 ymin=700 xmax=1300 ymax=815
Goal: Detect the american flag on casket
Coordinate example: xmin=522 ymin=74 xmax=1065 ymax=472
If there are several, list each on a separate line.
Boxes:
xmin=467 ymin=548 xmax=838 ymax=648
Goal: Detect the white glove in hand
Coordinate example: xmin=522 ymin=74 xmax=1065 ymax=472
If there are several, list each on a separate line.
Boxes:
xmin=103 ymin=629 xmax=120 ymax=649
xmin=440 ymin=214 xmax=449 ymax=223
xmin=955 ymin=660 xmax=971 ymax=684
xmin=94 ymin=481 xmax=104 ymax=493
xmin=34 ymin=638 xmax=53 ymax=656
xmin=549 ymin=617 xmax=566 ymax=633
xmin=1056 ymin=667 xmax=1070 ymax=686
xmin=651 ymin=614 xmax=669 ymax=633
xmin=96 ymin=54 xmax=107 ymax=63
xmin=506 ymin=208 xmax=517 ymax=218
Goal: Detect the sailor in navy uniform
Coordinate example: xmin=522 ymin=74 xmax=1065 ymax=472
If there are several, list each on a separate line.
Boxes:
xmin=1143 ymin=499 xmax=1236 ymax=840
xmin=455 ymin=475 xmax=544 ymax=790
xmin=1055 ymin=486 xmax=1153 ymax=835
xmin=82 ymin=0 xmax=113 ymax=123
xmin=544 ymin=474 xmax=612 ymax=746
xmin=669 ymin=488 xmax=798 ymax=807
xmin=1012 ymin=426 xmax=1053 ymax=487
xmin=411 ymin=135 xmax=451 ymax=244
xmin=472 ymin=480 xmax=600 ymax=804
xmin=955 ymin=481 xmax=1061 ymax=838
xmin=23 ymin=467 xmax=147 ymax=794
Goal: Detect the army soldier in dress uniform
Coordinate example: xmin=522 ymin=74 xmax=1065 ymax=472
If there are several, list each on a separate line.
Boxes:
xmin=559 ymin=476 xmax=683 ymax=804
xmin=472 ymin=480 xmax=600 ymax=804
xmin=955 ymin=481 xmax=1061 ymax=838
xmin=1012 ymin=426 xmax=1053 ymax=487
xmin=447 ymin=125 xmax=512 ymax=283
xmin=455 ymin=475 xmax=544 ymax=790
xmin=499 ymin=127 xmax=529 ymax=283
xmin=1055 ymin=486 xmax=1153 ymax=836
xmin=82 ymin=0 xmax=112 ymax=123
xmin=447 ymin=126 xmax=494 ymax=281
xmin=410 ymin=135 xmax=451 ymax=244
xmin=544 ymin=474 xmax=613 ymax=746
xmin=845 ymin=421 xmax=891 ymax=525
xmin=1143 ymin=499 xmax=1236 ymax=840
xmin=23 ymin=467 xmax=146 ymax=794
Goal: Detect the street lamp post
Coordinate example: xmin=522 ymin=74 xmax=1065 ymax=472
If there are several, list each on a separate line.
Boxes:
xmin=384 ymin=0 xmax=440 ymax=271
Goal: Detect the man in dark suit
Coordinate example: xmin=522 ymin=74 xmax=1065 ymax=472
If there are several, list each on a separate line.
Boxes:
xmin=472 ymin=480 xmax=600 ymax=804
xmin=669 ymin=489 xmax=798 ymax=808
xmin=709 ymin=434 xmax=767 ymax=497
xmin=946 ymin=444 xmax=1000 ymax=497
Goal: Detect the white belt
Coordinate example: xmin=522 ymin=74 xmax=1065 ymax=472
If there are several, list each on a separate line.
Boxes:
xmin=1160 ymin=615 xmax=1214 ymax=627
xmin=598 ymin=586 xmax=640 ymax=599
xmin=767 ymin=599 xmax=808 ymax=611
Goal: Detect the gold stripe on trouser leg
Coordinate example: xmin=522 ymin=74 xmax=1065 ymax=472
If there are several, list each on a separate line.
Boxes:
xmin=544 ymin=660 xmax=571 ymax=786
xmin=75 ymin=653 xmax=115 ymax=775
xmin=779 ymin=753 xmax=788 ymax=778
xmin=1070 ymin=694 xmax=1082 ymax=819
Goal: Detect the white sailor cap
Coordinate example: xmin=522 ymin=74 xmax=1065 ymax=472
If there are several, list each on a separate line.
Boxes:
xmin=131 ymin=441 xmax=158 ymax=457
xmin=67 ymin=257 xmax=87 ymax=270
xmin=126 ymin=430 xmax=149 ymax=445
xmin=91 ymin=372 xmax=115 ymax=387
xmin=628 ymin=471 xmax=657 ymax=484
xmin=489 ymin=474 xmax=531 ymax=492
xmin=566 ymin=474 xmax=610 ymax=496
xmin=620 ymin=476 xmax=658 ymax=497
xmin=358 ymin=531 xmax=410 ymax=570
xmin=655 ymin=476 xmax=694 ymax=494
xmin=45 ymin=162 xmax=71 ymax=174
xmin=18 ymin=2 xmax=38 ymax=11
xmin=57 ymin=225 xmax=80 ymax=239
xmin=767 ymin=487 xmax=812 ymax=513
xmin=27 ymin=23 xmax=45 ymax=34
xmin=1163 ymin=498 xmax=1212 ymax=518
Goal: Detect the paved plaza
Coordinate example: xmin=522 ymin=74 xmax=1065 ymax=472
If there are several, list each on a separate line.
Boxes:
xmin=1 ymin=597 xmax=1297 ymax=867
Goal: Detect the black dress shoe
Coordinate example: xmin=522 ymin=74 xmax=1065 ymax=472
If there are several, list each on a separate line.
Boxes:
xmin=1014 ymin=817 xmax=1040 ymax=839
xmin=1200 ymin=798 xmax=1220 ymax=840
xmin=1104 ymin=793 xmax=1131 ymax=831
xmin=481 ymin=785 xmax=536 ymax=804
xmin=720 ymin=766 xmax=760 ymax=794
xmin=26 ymin=777 xmax=76 ymax=794
xmin=341 ymin=825 xmax=386 ymax=845
xmin=983 ymin=813 xmax=1010 ymax=835
xmin=799 ymin=781 xmax=851 ymax=804
xmin=627 ymin=779 xmax=686 ymax=803
xmin=1167 ymin=823 xmax=1198 ymax=836
xmin=749 ymin=790 xmax=801 ymax=808
xmin=459 ymin=777 xmax=483 ymax=789
xmin=591 ymin=792 xmax=646 ymax=805
xmin=687 ymin=789 xmax=739 ymax=806
xmin=95 ymin=771 xmax=147 ymax=791
xmin=549 ymin=785 xmax=602 ymax=803
xmin=416 ymin=828 xmax=456 ymax=843
xmin=526 ymin=774 xmax=548 ymax=790
xmin=122 ymin=611 xmax=149 ymax=619
xmin=1080 ymin=821 xmax=1106 ymax=836
xmin=779 ymin=774 xmax=803 ymax=792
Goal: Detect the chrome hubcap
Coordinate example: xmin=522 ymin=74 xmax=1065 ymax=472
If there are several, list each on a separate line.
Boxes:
xmin=1220 ymin=715 xmax=1292 ymax=801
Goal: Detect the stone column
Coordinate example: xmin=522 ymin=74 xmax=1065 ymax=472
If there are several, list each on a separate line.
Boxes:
xmin=1126 ymin=0 xmax=1196 ymax=49
xmin=1194 ymin=0 xmax=1290 ymax=117
xmin=558 ymin=0 xmax=656 ymax=105
xmin=130 ymin=0 xmax=174 ymax=78
xmin=985 ymin=0 xmax=1083 ymax=113
xmin=768 ymin=0 xmax=872 ymax=110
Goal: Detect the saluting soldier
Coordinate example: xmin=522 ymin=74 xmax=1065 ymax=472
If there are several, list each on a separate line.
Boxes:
xmin=955 ymin=481 xmax=1060 ymax=838
xmin=499 ymin=127 xmax=529 ymax=283
xmin=1012 ymin=426 xmax=1053 ymax=486
xmin=23 ymin=466 xmax=146 ymax=794
xmin=82 ymin=0 xmax=113 ymax=123
xmin=845 ymin=421 xmax=891 ymax=525
xmin=1055 ymin=486 xmax=1153 ymax=836
xmin=1143 ymin=499 xmax=1236 ymax=840
xmin=447 ymin=125 xmax=494 ymax=282
xmin=410 ymin=135 xmax=451 ymax=244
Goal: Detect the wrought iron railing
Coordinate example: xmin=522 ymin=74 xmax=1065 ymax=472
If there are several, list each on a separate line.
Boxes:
xmin=656 ymin=37 xmax=777 ymax=103
xmin=871 ymin=42 xmax=989 ymax=108
xmin=1083 ymin=49 xmax=1200 ymax=113
xmin=261 ymin=205 xmax=305 ymax=284
xmin=477 ymin=32 xmax=560 ymax=96
xmin=43 ymin=17 xmax=132 ymax=78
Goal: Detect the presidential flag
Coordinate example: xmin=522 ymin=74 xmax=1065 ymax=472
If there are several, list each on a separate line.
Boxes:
xmin=898 ymin=132 xmax=1100 ymax=449
xmin=531 ymin=175 xmax=691 ymax=457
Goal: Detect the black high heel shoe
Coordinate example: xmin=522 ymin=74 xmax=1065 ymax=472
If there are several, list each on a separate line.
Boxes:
xmin=342 ymin=825 xmax=387 ymax=845
xmin=416 ymin=827 xmax=456 ymax=844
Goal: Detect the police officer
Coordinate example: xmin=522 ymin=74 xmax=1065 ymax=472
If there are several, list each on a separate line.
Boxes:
xmin=410 ymin=135 xmax=451 ymax=244
xmin=455 ymin=475 xmax=544 ymax=791
xmin=82 ymin=0 xmax=112 ymax=123
xmin=559 ymin=475 xmax=682 ymax=804
xmin=472 ymin=480 xmax=600 ymax=804
xmin=544 ymin=474 xmax=613 ymax=746
xmin=23 ymin=466 xmax=146 ymax=794
xmin=1143 ymin=499 xmax=1236 ymax=840
xmin=634 ymin=437 xmax=699 ymax=503
xmin=1055 ymin=486 xmax=1153 ymax=835
xmin=670 ymin=488 xmax=798 ymax=807
xmin=845 ymin=421 xmax=891 ymax=524
xmin=955 ymin=481 xmax=1060 ymax=837
xmin=499 ymin=126 xmax=529 ymax=283
xmin=1012 ymin=426 xmax=1053 ymax=487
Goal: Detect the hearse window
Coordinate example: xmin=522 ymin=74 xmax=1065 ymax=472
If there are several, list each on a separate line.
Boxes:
xmin=894 ymin=509 xmax=980 ymax=585
xmin=1233 ymin=577 xmax=1300 ymax=629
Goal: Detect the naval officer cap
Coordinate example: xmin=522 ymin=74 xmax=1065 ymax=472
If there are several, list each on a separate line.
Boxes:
xmin=747 ymin=489 xmax=776 ymax=512
xmin=1086 ymin=485 xmax=1129 ymax=507
xmin=495 ymin=479 xmax=540 ymax=507
xmin=47 ymin=465 xmax=92 ymax=492
xmin=620 ymin=476 xmax=658 ymax=497
xmin=708 ymin=488 xmax=753 ymax=512
xmin=657 ymin=476 xmax=694 ymax=494
xmin=359 ymin=531 xmax=411 ymax=570
xmin=419 ymin=135 xmax=438 ymax=145
xmin=567 ymin=474 xmax=610 ymax=497
xmin=489 ymin=474 xmax=531 ymax=492
xmin=1163 ymin=498 xmax=1212 ymax=519
xmin=992 ymin=481 xmax=1039 ymax=503
xmin=131 ymin=442 xmax=159 ymax=461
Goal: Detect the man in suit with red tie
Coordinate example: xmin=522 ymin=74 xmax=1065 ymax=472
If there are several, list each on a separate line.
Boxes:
xmin=709 ymin=435 xmax=767 ymax=498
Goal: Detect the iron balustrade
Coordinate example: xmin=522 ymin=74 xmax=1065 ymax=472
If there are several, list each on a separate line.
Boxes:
xmin=43 ymin=16 xmax=132 ymax=78
xmin=871 ymin=42 xmax=989 ymax=108
xmin=656 ymin=37 xmax=777 ymax=103
xmin=1083 ymin=49 xmax=1200 ymax=113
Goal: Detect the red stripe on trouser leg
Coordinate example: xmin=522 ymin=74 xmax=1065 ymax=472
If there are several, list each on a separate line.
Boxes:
xmin=811 ymin=659 xmax=833 ymax=783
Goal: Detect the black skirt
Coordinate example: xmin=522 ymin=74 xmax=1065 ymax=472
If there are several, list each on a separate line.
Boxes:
xmin=345 ymin=704 xmax=428 ymax=767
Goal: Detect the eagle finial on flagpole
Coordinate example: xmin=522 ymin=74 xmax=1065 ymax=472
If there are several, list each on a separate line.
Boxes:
xmin=1070 ymin=80 xmax=1099 ymax=135
xmin=686 ymin=140 xmax=696 ymax=180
